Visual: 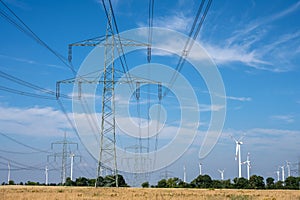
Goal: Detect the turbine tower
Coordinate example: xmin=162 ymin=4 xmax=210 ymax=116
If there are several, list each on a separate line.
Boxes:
xmin=7 ymin=162 xmax=10 ymax=184
xmin=242 ymin=152 xmax=251 ymax=180
xmin=218 ymin=169 xmax=224 ymax=180
xmin=45 ymin=166 xmax=49 ymax=185
xmin=286 ymin=161 xmax=291 ymax=177
xmin=232 ymin=136 xmax=244 ymax=178
xmin=280 ymin=165 xmax=285 ymax=182
xmin=199 ymin=163 xmax=202 ymax=175
xmin=70 ymin=153 xmax=75 ymax=181
xmin=276 ymin=170 xmax=280 ymax=181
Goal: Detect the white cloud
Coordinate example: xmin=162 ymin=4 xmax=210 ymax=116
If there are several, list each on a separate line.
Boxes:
xmin=225 ymin=96 xmax=252 ymax=102
xmin=0 ymin=105 xmax=70 ymax=136
xmin=154 ymin=13 xmax=193 ymax=32
xmin=270 ymin=115 xmax=295 ymax=124
xmin=199 ymin=104 xmax=224 ymax=112
xmin=201 ymin=1 xmax=300 ymax=72
xmin=220 ymin=128 xmax=300 ymax=150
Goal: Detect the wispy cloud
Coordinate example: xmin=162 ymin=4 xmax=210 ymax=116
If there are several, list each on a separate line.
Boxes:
xmin=201 ymin=1 xmax=300 ymax=72
xmin=270 ymin=115 xmax=295 ymax=124
xmin=154 ymin=13 xmax=193 ymax=32
xmin=199 ymin=104 xmax=225 ymax=112
xmin=0 ymin=54 xmax=65 ymax=70
xmin=221 ymin=127 xmax=300 ymax=147
xmin=225 ymin=95 xmax=252 ymax=102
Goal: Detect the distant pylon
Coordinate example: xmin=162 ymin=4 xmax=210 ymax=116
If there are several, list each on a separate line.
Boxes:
xmin=48 ymin=132 xmax=78 ymax=184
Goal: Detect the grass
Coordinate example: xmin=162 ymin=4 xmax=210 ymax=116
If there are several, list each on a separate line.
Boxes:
xmin=0 ymin=186 xmax=299 ymax=200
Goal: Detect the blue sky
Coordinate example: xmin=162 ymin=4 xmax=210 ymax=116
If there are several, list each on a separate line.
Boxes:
xmin=0 ymin=0 xmax=300 ymax=185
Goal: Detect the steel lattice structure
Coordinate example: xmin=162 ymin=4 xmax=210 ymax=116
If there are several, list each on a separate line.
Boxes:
xmin=56 ymin=1 xmax=157 ymax=186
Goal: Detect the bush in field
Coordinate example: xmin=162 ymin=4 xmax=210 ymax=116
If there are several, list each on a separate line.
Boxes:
xmin=65 ymin=177 xmax=75 ymax=186
xmin=157 ymin=179 xmax=167 ymax=188
xmin=190 ymin=175 xmax=212 ymax=188
xmin=266 ymin=177 xmax=275 ymax=189
xmin=8 ymin=180 xmax=15 ymax=185
xmin=249 ymin=175 xmax=265 ymax=189
xmin=284 ymin=176 xmax=300 ymax=189
xmin=141 ymin=181 xmax=149 ymax=188
xmin=233 ymin=177 xmax=249 ymax=189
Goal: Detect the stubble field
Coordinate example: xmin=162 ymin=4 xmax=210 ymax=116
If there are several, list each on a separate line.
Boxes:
xmin=0 ymin=186 xmax=299 ymax=200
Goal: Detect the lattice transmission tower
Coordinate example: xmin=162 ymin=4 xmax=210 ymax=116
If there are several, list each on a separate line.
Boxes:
xmin=56 ymin=0 xmax=157 ymax=187
xmin=48 ymin=132 xmax=78 ymax=184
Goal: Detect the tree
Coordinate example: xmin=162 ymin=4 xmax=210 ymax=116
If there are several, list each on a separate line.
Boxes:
xmin=25 ymin=181 xmax=37 ymax=185
xmin=249 ymin=175 xmax=265 ymax=189
xmin=75 ymin=177 xmax=88 ymax=186
xmin=274 ymin=180 xmax=284 ymax=189
xmin=221 ymin=179 xmax=233 ymax=189
xmin=157 ymin=179 xmax=167 ymax=188
xmin=211 ymin=180 xmax=222 ymax=188
xmin=285 ymin=176 xmax=298 ymax=189
xmin=88 ymin=178 xmax=96 ymax=187
xmin=141 ymin=181 xmax=149 ymax=188
xmin=95 ymin=176 xmax=104 ymax=187
xmin=233 ymin=177 xmax=249 ymax=189
xmin=177 ymin=180 xmax=189 ymax=188
xmin=190 ymin=175 xmax=212 ymax=188
xmin=65 ymin=177 xmax=75 ymax=186
xmin=8 ymin=180 xmax=15 ymax=185
xmin=266 ymin=177 xmax=275 ymax=189
xmin=166 ymin=177 xmax=181 ymax=188
xmin=116 ymin=174 xmax=128 ymax=187
xmin=103 ymin=174 xmax=128 ymax=187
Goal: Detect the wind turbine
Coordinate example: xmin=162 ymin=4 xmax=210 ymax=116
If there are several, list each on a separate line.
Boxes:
xmin=218 ymin=169 xmax=224 ymax=180
xmin=231 ymin=135 xmax=244 ymax=178
xmin=199 ymin=163 xmax=202 ymax=175
xmin=286 ymin=161 xmax=291 ymax=177
xmin=7 ymin=162 xmax=10 ymax=184
xmin=242 ymin=152 xmax=251 ymax=180
xmin=70 ymin=153 xmax=75 ymax=181
xmin=45 ymin=166 xmax=49 ymax=185
xmin=275 ymin=170 xmax=280 ymax=181
xmin=280 ymin=165 xmax=285 ymax=182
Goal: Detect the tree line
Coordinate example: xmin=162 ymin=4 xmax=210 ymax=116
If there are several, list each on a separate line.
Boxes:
xmin=143 ymin=175 xmax=300 ymax=190
xmin=2 ymin=174 xmax=128 ymax=187
xmin=2 ymin=174 xmax=300 ymax=189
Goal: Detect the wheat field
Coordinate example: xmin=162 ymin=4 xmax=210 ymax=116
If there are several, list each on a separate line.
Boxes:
xmin=0 ymin=186 xmax=299 ymax=200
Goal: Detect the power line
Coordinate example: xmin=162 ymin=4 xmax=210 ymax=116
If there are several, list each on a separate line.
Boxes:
xmin=147 ymin=0 xmax=154 ymax=63
xmin=48 ymin=132 xmax=79 ymax=184
xmin=101 ymin=0 xmax=134 ymax=92
xmin=0 ymin=70 xmax=71 ymax=99
xmin=0 ymin=131 xmax=51 ymax=153
xmin=0 ymin=148 xmax=47 ymax=155
xmin=164 ymin=0 xmax=212 ymax=97
xmin=0 ymin=0 xmax=75 ymax=74
xmin=0 ymin=85 xmax=56 ymax=100
xmin=0 ymin=155 xmax=45 ymax=171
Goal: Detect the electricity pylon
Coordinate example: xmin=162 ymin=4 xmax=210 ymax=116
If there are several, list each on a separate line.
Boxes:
xmin=48 ymin=132 xmax=78 ymax=184
xmin=56 ymin=1 xmax=158 ymax=187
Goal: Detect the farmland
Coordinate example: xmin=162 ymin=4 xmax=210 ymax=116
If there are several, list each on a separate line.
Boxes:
xmin=0 ymin=186 xmax=300 ymax=200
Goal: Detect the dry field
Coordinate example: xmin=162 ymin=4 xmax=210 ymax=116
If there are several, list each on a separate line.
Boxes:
xmin=0 ymin=186 xmax=299 ymax=200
